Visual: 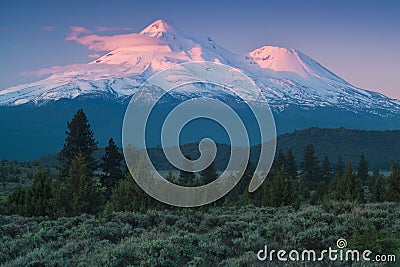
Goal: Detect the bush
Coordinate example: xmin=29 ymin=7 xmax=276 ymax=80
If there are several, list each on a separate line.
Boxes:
xmin=0 ymin=203 xmax=398 ymax=266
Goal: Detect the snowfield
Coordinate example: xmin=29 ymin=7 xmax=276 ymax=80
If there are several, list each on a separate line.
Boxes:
xmin=1 ymin=19 xmax=399 ymax=117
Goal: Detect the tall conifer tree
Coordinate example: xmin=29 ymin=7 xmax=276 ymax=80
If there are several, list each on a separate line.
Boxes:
xmin=357 ymin=153 xmax=369 ymax=184
xmin=285 ymin=148 xmax=297 ymax=179
xmin=385 ymin=161 xmax=400 ymax=202
xmin=100 ymin=138 xmax=124 ymax=197
xmin=59 ymin=109 xmax=98 ymax=175
xmin=66 ymin=153 xmax=101 ymax=215
xmin=300 ymin=144 xmax=319 ymax=189
xmin=179 ymin=155 xmax=196 ymax=186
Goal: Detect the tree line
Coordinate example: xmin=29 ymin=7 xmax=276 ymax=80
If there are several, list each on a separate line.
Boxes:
xmin=2 ymin=109 xmax=400 ymax=217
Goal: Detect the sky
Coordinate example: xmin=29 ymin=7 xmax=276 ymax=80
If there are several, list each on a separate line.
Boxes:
xmin=1 ymin=0 xmax=399 ymax=99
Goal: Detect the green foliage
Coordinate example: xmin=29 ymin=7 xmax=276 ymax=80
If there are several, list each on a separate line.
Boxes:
xmin=371 ymin=174 xmax=386 ymax=203
xmin=109 ymin=175 xmax=145 ymax=212
xmin=59 ymin=109 xmax=98 ymax=175
xmin=277 ymin=127 xmax=400 ymax=170
xmin=179 ymin=155 xmax=196 ymax=186
xmin=334 ymin=156 xmax=345 ymax=178
xmin=336 ymin=164 xmax=363 ymax=202
xmin=300 ymin=144 xmax=319 ymax=190
xmin=350 ymin=220 xmax=400 ymax=256
xmin=24 ymin=168 xmax=53 ymax=217
xmin=4 ymin=168 xmax=56 ymax=217
xmin=100 ymin=138 xmax=124 ymax=198
xmin=357 ymin=153 xmax=369 ymax=183
xmin=65 ymin=153 xmax=102 ymax=216
xmin=31 ymin=127 xmax=400 ymax=172
xmin=271 ymin=148 xmax=285 ymax=175
xmin=0 ymin=160 xmax=44 ymax=197
xmin=0 ymin=203 xmax=398 ymax=266
xmin=265 ymin=166 xmax=297 ymax=207
xmin=385 ymin=161 xmax=400 ymax=202
xmin=108 ymin=158 xmax=161 ymax=213
xmin=3 ymin=111 xmax=400 ymax=266
xmin=311 ymin=180 xmax=329 ymax=205
xmin=285 ymin=148 xmax=297 ymax=179
xmin=3 ymin=185 xmax=26 ymax=215
xmin=199 ymin=159 xmax=218 ymax=185
xmin=321 ymin=155 xmax=331 ymax=181
xmin=224 ymin=161 xmax=254 ymax=205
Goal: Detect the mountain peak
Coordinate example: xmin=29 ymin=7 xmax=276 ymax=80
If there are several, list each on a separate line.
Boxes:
xmin=1 ymin=19 xmax=399 ymax=119
xmin=140 ymin=19 xmax=179 ymax=37
xmin=248 ymin=45 xmax=304 ymax=74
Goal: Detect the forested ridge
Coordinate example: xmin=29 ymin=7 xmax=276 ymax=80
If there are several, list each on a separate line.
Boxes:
xmin=30 ymin=127 xmax=400 ymax=171
xmin=0 ymin=109 xmax=399 ymax=266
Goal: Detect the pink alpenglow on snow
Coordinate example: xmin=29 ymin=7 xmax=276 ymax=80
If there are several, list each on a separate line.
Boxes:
xmin=0 ymin=19 xmax=399 ymax=117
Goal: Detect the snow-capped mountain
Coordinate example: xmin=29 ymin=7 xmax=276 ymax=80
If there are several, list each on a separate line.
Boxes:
xmin=1 ymin=19 xmax=399 ymax=117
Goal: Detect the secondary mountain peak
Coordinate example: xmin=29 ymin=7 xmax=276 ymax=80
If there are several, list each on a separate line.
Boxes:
xmin=0 ymin=19 xmax=399 ymax=118
xmin=246 ymin=45 xmax=349 ymax=85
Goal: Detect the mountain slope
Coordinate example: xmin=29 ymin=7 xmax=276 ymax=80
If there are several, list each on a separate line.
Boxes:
xmin=1 ymin=20 xmax=400 ymax=161
xmin=1 ymin=19 xmax=399 ymax=117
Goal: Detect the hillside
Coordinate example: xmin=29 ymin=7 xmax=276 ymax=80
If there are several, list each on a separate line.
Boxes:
xmin=143 ymin=127 xmax=400 ymax=171
xmin=30 ymin=127 xmax=400 ymax=171
xmin=276 ymin=127 xmax=400 ymax=170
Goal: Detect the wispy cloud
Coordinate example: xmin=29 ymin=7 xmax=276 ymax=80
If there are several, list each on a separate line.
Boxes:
xmin=66 ymin=25 xmax=163 ymax=51
xmin=88 ymin=53 xmax=102 ymax=58
xmin=21 ymin=25 xmax=160 ymax=77
xmin=20 ymin=63 xmax=127 ymax=77
xmin=0 ymin=26 xmax=8 ymax=32
xmin=41 ymin=26 xmax=56 ymax=32
xmin=95 ymin=26 xmax=133 ymax=32
xmin=21 ymin=65 xmax=83 ymax=76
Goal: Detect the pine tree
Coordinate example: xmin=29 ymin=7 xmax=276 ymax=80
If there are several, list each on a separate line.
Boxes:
xmin=367 ymin=169 xmax=379 ymax=198
xmin=300 ymin=144 xmax=319 ymax=189
xmin=59 ymin=109 xmax=98 ymax=175
xmin=267 ymin=166 xmax=296 ymax=207
xmin=372 ymin=175 xmax=385 ymax=202
xmin=165 ymin=172 xmax=175 ymax=183
xmin=51 ymin=179 xmax=67 ymax=218
xmin=385 ymin=160 xmax=400 ymax=202
xmin=109 ymin=174 xmax=146 ymax=212
xmin=100 ymin=138 xmax=124 ymax=197
xmin=357 ymin=153 xmax=369 ymax=184
xmin=337 ymin=164 xmax=363 ymax=202
xmin=239 ymin=162 xmax=257 ymax=205
xmin=179 ymin=155 xmax=196 ymax=186
xmin=66 ymin=153 xmax=101 ymax=216
xmin=225 ymin=161 xmax=255 ymax=205
xmin=199 ymin=159 xmax=218 ymax=184
xmin=311 ymin=180 xmax=329 ymax=205
xmin=0 ymin=166 xmax=6 ymax=190
xmin=109 ymin=159 xmax=158 ymax=212
xmin=334 ymin=156 xmax=345 ymax=178
xmin=272 ymin=149 xmax=285 ymax=175
xmin=329 ymin=173 xmax=341 ymax=199
xmin=4 ymin=185 xmax=26 ymax=215
xmin=285 ymin=148 xmax=297 ymax=179
xmin=321 ymin=156 xmax=331 ymax=181
xmin=24 ymin=168 xmax=53 ymax=217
